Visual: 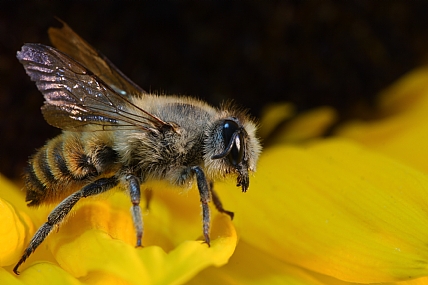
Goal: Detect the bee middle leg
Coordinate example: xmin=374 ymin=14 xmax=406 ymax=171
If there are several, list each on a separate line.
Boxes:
xmin=191 ymin=166 xmax=211 ymax=246
xmin=124 ymin=174 xmax=143 ymax=247
xmin=13 ymin=177 xmax=119 ymax=275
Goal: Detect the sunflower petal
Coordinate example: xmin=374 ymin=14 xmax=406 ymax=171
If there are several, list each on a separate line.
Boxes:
xmin=43 ymin=192 xmax=237 ymax=285
xmin=267 ymin=106 xmax=338 ymax=145
xmin=258 ymin=102 xmax=295 ymax=140
xmin=0 ymin=197 xmax=26 ymax=267
xmin=186 ymin=240 xmax=343 ymax=285
xmin=0 ymin=175 xmax=33 ymax=267
xmin=336 ymin=67 xmax=428 ymax=173
xmin=216 ymin=139 xmax=428 ymax=283
xmin=18 ymin=264 xmax=83 ymax=285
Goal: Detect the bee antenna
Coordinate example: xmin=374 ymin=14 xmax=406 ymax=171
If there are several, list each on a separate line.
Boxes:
xmin=211 ymin=131 xmax=239 ymax=160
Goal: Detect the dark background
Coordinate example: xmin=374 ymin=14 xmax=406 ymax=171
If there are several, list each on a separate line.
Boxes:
xmin=2 ymin=1 xmax=428 ymax=179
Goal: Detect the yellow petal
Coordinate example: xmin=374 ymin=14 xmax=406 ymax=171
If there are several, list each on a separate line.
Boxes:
xmin=0 ymin=175 xmax=57 ymax=275
xmin=0 ymin=197 xmax=26 ymax=267
xmin=19 ymin=263 xmax=83 ymax=285
xmin=0 ymin=268 xmax=25 ymax=285
xmin=215 ymin=139 xmax=428 ymax=283
xmin=0 ymin=263 xmax=84 ymax=285
xmin=267 ymin=106 xmax=338 ymax=145
xmin=258 ymin=102 xmax=295 ymax=140
xmin=0 ymin=175 xmax=32 ymax=267
xmin=186 ymin=240 xmax=347 ymax=285
xmin=376 ymin=67 xmax=428 ymax=116
xmin=336 ymin=67 xmax=428 ymax=173
xmin=397 ymin=276 xmax=428 ymax=285
xmin=80 ymin=271 xmax=133 ymax=285
xmin=41 ymin=190 xmax=237 ymax=285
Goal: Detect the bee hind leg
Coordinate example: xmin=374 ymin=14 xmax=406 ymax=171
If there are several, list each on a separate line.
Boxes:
xmin=13 ymin=176 xmax=118 ymax=275
xmin=123 ymin=174 xmax=143 ymax=247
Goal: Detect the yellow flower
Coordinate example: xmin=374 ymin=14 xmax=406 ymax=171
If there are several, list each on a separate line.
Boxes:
xmin=4 ymin=67 xmax=428 ymax=284
xmin=0 ymin=178 xmax=237 ymax=284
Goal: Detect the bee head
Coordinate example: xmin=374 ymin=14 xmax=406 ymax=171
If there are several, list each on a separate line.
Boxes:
xmin=204 ymin=116 xmax=261 ymax=192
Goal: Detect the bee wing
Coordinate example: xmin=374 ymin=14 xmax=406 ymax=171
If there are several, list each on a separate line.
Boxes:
xmin=17 ymin=43 xmax=170 ymax=132
xmin=48 ymin=20 xmax=146 ymax=97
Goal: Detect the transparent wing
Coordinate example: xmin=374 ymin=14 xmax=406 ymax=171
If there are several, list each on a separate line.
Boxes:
xmin=48 ymin=20 xmax=146 ymax=97
xmin=17 ymin=43 xmax=171 ymax=132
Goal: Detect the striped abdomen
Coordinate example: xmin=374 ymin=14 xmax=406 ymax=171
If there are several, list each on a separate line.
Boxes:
xmin=25 ymin=132 xmax=119 ymax=206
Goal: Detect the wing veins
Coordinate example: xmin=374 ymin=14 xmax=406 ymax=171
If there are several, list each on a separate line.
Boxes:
xmin=17 ymin=43 xmax=174 ymax=132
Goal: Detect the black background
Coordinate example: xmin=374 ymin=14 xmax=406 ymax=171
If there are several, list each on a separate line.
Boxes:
xmin=2 ymin=1 xmax=428 ymax=179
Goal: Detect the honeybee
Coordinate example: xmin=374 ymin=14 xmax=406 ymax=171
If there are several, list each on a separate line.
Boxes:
xmin=13 ymin=22 xmax=261 ymax=274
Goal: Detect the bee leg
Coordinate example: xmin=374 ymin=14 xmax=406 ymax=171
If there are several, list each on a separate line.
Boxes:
xmin=191 ymin=166 xmax=211 ymax=246
xmin=13 ymin=177 xmax=118 ymax=275
xmin=144 ymin=188 xmax=153 ymax=210
xmin=209 ymin=181 xmax=234 ymax=220
xmin=125 ymin=174 xmax=143 ymax=247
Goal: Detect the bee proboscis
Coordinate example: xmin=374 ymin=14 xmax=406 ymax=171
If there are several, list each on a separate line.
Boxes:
xmin=13 ymin=22 xmax=261 ymax=274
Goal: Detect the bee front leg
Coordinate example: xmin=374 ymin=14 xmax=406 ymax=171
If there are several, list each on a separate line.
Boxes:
xmin=124 ymin=174 xmax=143 ymax=247
xmin=209 ymin=181 xmax=234 ymax=220
xmin=13 ymin=177 xmax=118 ymax=275
xmin=144 ymin=188 xmax=153 ymax=210
xmin=191 ymin=166 xmax=211 ymax=246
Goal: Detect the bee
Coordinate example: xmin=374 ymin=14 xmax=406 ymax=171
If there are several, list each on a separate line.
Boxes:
xmin=13 ymin=22 xmax=261 ymax=274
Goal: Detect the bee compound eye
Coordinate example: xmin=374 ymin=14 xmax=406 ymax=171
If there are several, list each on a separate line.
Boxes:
xmin=222 ymin=120 xmax=244 ymax=166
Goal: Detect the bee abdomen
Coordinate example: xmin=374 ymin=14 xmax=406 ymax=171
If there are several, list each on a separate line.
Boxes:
xmin=25 ymin=134 xmax=118 ymax=206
